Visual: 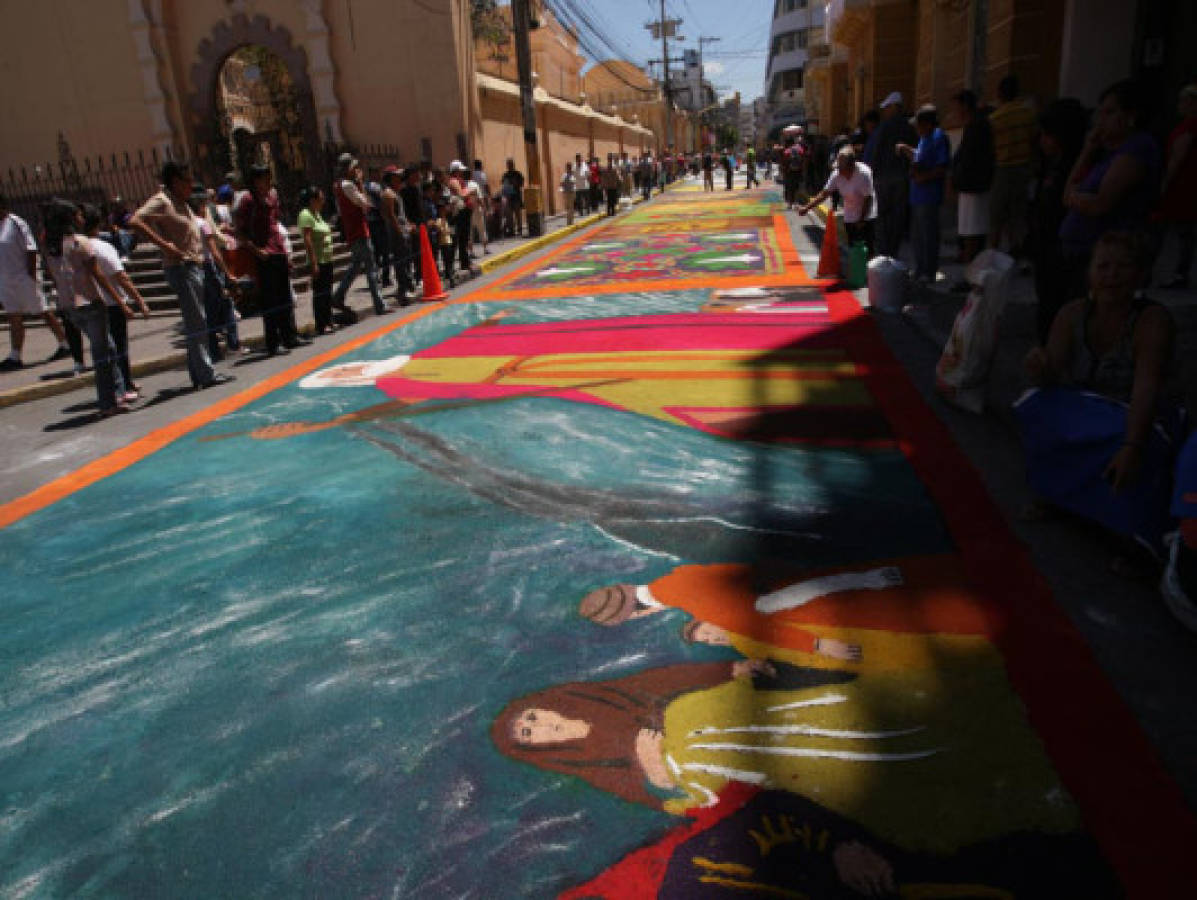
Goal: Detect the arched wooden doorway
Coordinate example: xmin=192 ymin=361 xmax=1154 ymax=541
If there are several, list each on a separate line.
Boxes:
xmin=190 ymin=15 xmax=323 ymax=204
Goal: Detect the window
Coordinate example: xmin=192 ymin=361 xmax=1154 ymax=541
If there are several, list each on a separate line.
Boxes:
xmin=772 ymin=30 xmax=806 ymax=56
xmin=781 ymin=69 xmax=804 ymax=91
xmin=775 ymin=0 xmax=807 ymax=15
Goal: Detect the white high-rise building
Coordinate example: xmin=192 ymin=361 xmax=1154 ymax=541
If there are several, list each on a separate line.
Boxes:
xmin=763 ymin=0 xmax=825 ymax=134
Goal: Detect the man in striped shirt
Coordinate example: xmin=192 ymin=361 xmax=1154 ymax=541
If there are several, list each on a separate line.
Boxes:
xmin=988 ymin=75 xmax=1036 ymax=253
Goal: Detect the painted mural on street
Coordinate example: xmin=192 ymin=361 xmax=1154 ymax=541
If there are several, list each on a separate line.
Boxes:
xmin=0 ymin=184 xmax=1189 ymax=898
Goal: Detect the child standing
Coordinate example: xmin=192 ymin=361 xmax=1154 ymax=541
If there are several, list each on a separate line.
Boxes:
xmin=560 ymin=163 xmax=578 ymax=226
xmin=433 ymin=202 xmax=455 ymax=287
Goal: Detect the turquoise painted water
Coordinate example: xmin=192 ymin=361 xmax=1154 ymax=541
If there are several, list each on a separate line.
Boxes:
xmin=0 ymin=293 xmax=951 ymax=897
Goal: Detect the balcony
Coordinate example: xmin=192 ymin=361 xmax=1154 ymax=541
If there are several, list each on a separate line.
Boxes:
xmin=769 ymin=5 xmax=820 ymax=41
xmin=767 ymin=47 xmax=811 ymax=80
xmin=826 ymin=0 xmax=871 ymax=45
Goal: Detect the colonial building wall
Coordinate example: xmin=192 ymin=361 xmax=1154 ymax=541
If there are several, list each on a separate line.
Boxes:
xmin=0 ymin=0 xmax=157 ymax=169
xmin=323 ymin=0 xmax=472 ymax=164
xmin=1058 ymin=0 xmax=1138 ymax=106
xmin=872 ymin=0 xmax=917 ymax=113
xmin=478 ymin=89 xmax=530 ymax=199
xmin=914 ymin=0 xmax=971 ymax=107
xmin=985 ymin=0 xmax=1066 ymax=104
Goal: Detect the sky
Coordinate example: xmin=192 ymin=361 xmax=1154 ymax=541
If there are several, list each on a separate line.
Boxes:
xmin=547 ymin=0 xmax=777 ymax=104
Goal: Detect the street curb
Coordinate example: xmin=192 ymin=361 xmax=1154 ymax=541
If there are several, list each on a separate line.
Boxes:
xmin=477 ymin=186 xmax=657 ymax=276
xmin=478 ymin=212 xmax=604 ymax=275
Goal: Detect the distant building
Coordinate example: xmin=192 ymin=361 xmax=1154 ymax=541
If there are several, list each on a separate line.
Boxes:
xmin=764 ymin=0 xmax=825 ymax=135
xmin=670 ymin=49 xmax=718 ymax=114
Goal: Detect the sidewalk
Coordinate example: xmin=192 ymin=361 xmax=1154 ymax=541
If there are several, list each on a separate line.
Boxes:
xmin=0 ymin=207 xmax=606 ymax=409
xmin=805 ymin=202 xmax=1197 ymax=429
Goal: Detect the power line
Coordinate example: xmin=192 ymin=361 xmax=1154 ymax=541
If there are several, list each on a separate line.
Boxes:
xmin=548 ymin=0 xmax=657 ymax=97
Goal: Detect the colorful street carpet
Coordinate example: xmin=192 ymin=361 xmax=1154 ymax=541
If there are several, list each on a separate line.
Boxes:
xmin=1 ymin=183 xmax=1194 ymax=898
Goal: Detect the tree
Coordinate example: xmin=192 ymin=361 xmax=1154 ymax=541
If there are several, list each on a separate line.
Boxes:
xmin=472 ymin=0 xmax=510 ymax=51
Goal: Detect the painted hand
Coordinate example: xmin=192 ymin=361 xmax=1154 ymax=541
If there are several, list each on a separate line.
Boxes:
xmin=832 ymin=840 xmax=896 ymax=896
xmin=1103 ymin=444 xmax=1143 ymax=494
xmin=635 ymin=728 xmax=674 ymax=790
xmin=815 ymin=638 xmax=863 ymax=662
xmin=732 ymin=659 xmax=777 ymax=679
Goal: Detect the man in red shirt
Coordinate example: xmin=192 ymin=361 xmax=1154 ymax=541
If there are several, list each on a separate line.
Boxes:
xmin=332 ymin=153 xmax=387 ymax=316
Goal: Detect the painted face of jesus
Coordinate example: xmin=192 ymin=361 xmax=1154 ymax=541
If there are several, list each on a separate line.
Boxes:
xmin=511 ymin=708 xmax=591 ymax=745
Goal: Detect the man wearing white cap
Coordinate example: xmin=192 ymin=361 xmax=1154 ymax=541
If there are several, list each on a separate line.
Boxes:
xmin=865 ymin=92 xmax=918 ymax=258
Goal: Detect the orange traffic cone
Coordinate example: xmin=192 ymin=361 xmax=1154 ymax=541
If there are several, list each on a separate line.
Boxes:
xmin=418 ymin=224 xmax=449 ymax=302
xmin=816 ymin=205 xmax=841 ymax=278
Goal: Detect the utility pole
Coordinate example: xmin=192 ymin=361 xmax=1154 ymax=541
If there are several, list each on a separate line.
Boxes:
xmin=697 ymin=36 xmax=720 ymax=149
xmin=645 ymin=6 xmax=683 ymax=153
xmin=512 ymin=0 xmax=543 ymax=236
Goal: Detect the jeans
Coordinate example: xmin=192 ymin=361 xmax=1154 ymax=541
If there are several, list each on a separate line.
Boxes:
xmin=257 ymin=253 xmax=296 ymax=353
xmin=387 ymin=231 xmax=415 ymax=295
xmin=202 ymin=260 xmax=239 ymax=356
xmin=106 ymin=304 xmax=132 ymax=388
xmin=910 ymin=204 xmax=941 ymax=280
xmin=369 ymin=218 xmax=390 ymax=283
xmin=62 ymin=313 xmax=84 ymax=366
xmin=68 ymin=301 xmax=125 ymax=410
xmin=874 ymin=178 xmax=909 ymax=258
xmin=334 ymin=237 xmax=385 ymax=315
xmin=163 ymin=262 xmax=215 ymax=387
xmin=454 ymin=207 xmax=473 ymax=271
xmin=784 ymin=173 xmax=801 ymax=207
xmin=605 ymin=188 xmax=619 ymax=216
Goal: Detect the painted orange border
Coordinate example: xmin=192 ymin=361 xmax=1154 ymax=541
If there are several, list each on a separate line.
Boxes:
xmin=0 ymin=302 xmax=448 ymax=530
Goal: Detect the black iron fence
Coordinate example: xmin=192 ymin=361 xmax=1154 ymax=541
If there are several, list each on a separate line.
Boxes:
xmin=1 ymin=146 xmax=184 ymax=229
xmin=2 ymin=140 xmax=408 ymax=230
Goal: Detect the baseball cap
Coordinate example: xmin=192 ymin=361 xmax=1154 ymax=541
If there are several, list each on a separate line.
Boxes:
xmin=880 ymin=92 xmax=903 ymax=109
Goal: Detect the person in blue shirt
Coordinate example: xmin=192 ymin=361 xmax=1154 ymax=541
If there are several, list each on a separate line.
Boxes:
xmin=897 ymin=104 xmax=951 ymax=283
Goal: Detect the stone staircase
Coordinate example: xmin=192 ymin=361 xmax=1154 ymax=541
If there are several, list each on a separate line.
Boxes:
xmin=120 ymin=227 xmax=354 ymax=312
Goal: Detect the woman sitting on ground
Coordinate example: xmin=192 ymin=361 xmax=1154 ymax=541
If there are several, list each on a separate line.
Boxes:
xmin=1020 ymin=230 xmax=1180 ymax=563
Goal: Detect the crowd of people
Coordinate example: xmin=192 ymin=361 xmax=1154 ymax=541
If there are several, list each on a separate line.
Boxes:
xmin=0 ymin=151 xmax=573 ymax=415
xmin=787 ymin=77 xmax=1197 ymax=622
xmin=2 ymin=143 xmax=723 ymax=417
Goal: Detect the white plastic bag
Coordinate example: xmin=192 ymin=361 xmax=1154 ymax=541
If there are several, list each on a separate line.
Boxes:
xmin=867 ymin=255 xmax=909 ymax=313
xmin=934 ymin=250 xmax=1015 ymax=413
